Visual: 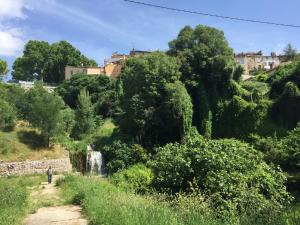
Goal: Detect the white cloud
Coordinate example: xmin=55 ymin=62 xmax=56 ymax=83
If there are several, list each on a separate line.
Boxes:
xmin=0 ymin=28 xmax=24 ymax=56
xmin=0 ymin=0 xmax=27 ymax=21
xmin=0 ymin=0 xmax=30 ymax=56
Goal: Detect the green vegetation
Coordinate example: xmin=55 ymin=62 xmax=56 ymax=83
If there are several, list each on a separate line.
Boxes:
xmin=25 ymin=83 xmax=64 ymax=146
xmin=0 ymin=122 xmax=66 ymax=162
xmin=0 ymin=99 xmax=17 ymax=131
xmin=72 ymin=88 xmax=96 ymax=139
xmin=168 ymin=25 xmax=242 ymax=138
xmin=1 ymin=24 xmax=300 ymax=224
xmin=12 ymin=40 xmax=97 ymax=83
xmin=0 ymin=175 xmax=44 ymax=225
xmin=56 ymin=74 xmax=119 ymax=117
xmin=111 ymin=164 xmax=153 ymax=193
xmin=0 ymin=59 xmax=8 ymax=80
xmin=119 ymin=52 xmax=192 ymax=146
xmin=58 ymin=175 xmax=299 ymax=225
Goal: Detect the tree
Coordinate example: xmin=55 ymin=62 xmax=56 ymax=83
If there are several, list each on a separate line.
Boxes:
xmin=12 ymin=40 xmax=97 ymax=83
xmin=0 ymin=99 xmax=17 ymax=131
xmin=26 ymin=83 xmax=64 ymax=146
xmin=283 ymin=43 xmax=297 ymax=61
xmin=56 ymin=74 xmax=119 ymax=117
xmin=119 ymin=52 xmax=193 ymax=146
xmin=55 ymin=107 xmax=75 ymax=137
xmin=168 ymin=25 xmax=243 ymax=138
xmin=72 ymin=88 xmax=95 ymax=139
xmin=0 ymin=59 xmax=8 ymax=80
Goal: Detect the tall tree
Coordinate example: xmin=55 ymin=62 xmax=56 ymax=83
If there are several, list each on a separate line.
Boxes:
xmin=26 ymin=83 xmax=64 ymax=146
xmin=0 ymin=59 xmax=9 ymax=80
xmin=168 ymin=25 xmax=242 ymax=137
xmin=12 ymin=40 xmax=97 ymax=83
xmin=119 ymin=52 xmax=193 ymax=146
xmin=73 ymin=88 xmax=95 ymax=139
xmin=283 ymin=43 xmax=297 ymax=61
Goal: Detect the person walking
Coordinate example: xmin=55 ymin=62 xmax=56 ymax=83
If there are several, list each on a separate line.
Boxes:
xmin=47 ymin=166 xmax=53 ymax=184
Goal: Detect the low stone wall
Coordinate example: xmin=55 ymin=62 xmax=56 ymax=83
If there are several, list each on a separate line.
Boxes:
xmin=0 ymin=157 xmax=72 ymax=176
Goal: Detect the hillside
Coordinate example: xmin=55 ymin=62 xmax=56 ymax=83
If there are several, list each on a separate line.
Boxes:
xmin=0 ymin=121 xmax=66 ymax=163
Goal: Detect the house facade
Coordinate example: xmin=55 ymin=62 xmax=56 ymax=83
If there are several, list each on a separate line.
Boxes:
xmin=234 ymin=51 xmax=282 ymax=74
xmin=65 ymin=66 xmax=105 ymax=80
xmin=65 ymin=49 xmax=151 ymax=80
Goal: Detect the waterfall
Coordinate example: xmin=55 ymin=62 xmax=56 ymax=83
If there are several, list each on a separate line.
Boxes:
xmin=86 ymin=145 xmax=106 ymax=176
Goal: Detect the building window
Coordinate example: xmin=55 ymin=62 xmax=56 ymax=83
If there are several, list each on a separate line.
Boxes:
xmin=239 ymin=58 xmax=245 ymax=64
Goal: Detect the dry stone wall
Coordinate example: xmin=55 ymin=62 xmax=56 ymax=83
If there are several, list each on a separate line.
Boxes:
xmin=0 ymin=157 xmax=72 ymax=176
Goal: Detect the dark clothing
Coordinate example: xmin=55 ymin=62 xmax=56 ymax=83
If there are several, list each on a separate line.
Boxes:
xmin=48 ymin=174 xmax=52 ymax=184
xmin=47 ymin=168 xmax=53 ymax=184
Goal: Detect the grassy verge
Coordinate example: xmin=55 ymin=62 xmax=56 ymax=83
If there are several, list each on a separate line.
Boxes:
xmin=58 ymin=175 xmax=300 ymax=225
xmin=0 ymin=122 xmax=66 ymax=162
xmin=57 ymin=175 xmax=219 ymax=225
xmin=0 ymin=175 xmax=44 ymax=225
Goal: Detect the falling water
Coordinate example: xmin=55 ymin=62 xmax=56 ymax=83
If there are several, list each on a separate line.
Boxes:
xmin=86 ymin=145 xmax=106 ymax=176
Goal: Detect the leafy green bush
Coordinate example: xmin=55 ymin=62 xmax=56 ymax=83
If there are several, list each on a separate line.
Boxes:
xmin=102 ymin=141 xmax=149 ymax=174
xmin=271 ymin=82 xmax=300 ymax=129
xmin=152 ymin=134 xmax=291 ymax=212
xmin=0 ymin=99 xmax=17 ymax=131
xmin=110 ymin=164 xmax=153 ymax=193
xmin=251 ymin=124 xmax=300 ymax=171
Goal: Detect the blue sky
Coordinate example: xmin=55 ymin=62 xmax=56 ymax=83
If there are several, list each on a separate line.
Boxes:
xmin=1 ymin=0 xmax=300 ymax=79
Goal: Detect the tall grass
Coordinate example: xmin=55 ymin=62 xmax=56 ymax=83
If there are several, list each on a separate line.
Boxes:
xmin=0 ymin=175 xmax=43 ymax=225
xmin=58 ymin=175 xmax=300 ymax=225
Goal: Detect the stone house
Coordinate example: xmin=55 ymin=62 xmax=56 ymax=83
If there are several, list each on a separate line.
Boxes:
xmin=235 ymin=51 xmax=282 ymax=74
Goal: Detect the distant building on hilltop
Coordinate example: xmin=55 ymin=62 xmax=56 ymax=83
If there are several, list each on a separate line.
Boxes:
xmin=65 ymin=49 xmax=151 ymax=80
xmin=65 ymin=66 xmax=105 ymax=80
xmin=234 ymin=51 xmax=282 ymax=74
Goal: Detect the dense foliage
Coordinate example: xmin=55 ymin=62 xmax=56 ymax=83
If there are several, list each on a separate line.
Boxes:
xmin=72 ymin=89 xmax=96 ymax=140
xmin=101 ymin=141 xmax=148 ymax=174
xmin=251 ymin=123 xmax=300 ymax=171
xmin=152 ymin=133 xmax=291 ymax=212
xmin=56 ymin=74 xmax=119 ymax=117
xmin=119 ymin=52 xmax=193 ymax=146
xmin=111 ymin=164 xmax=153 ymax=193
xmin=269 ymin=62 xmax=300 ymax=129
xmin=25 ymin=83 xmax=64 ymax=146
xmin=12 ymin=40 xmax=97 ymax=83
xmin=0 ymin=99 xmax=17 ymax=131
xmin=168 ymin=25 xmax=243 ymax=137
xmin=0 ymin=59 xmax=8 ymax=80
xmin=59 ymin=175 xmax=299 ymax=225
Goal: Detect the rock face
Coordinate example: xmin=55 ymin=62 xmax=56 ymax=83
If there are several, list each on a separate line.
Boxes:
xmin=0 ymin=157 xmax=72 ymax=176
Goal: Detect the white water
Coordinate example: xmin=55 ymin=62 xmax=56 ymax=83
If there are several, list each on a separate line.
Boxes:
xmin=86 ymin=146 xmax=105 ymax=176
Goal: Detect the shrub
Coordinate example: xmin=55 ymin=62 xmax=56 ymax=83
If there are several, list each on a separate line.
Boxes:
xmin=110 ymin=164 xmax=153 ymax=193
xmin=251 ymin=124 xmax=300 ymax=171
xmin=102 ymin=141 xmax=149 ymax=174
xmin=0 ymin=99 xmax=17 ymax=131
xmin=152 ymin=134 xmax=292 ymax=212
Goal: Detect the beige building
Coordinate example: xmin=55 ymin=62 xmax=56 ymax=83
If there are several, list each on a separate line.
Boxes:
xmin=65 ymin=66 xmax=105 ymax=80
xmin=65 ymin=49 xmax=152 ymax=80
xmin=235 ymin=51 xmax=282 ymax=74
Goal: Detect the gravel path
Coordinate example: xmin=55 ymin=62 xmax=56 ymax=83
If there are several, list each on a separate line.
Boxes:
xmin=23 ymin=175 xmax=88 ymax=225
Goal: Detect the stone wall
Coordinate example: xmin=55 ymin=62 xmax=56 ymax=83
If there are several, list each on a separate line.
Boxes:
xmin=0 ymin=157 xmax=72 ymax=176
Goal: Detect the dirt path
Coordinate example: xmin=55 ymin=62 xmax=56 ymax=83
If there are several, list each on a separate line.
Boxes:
xmin=23 ymin=175 xmax=88 ymax=225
